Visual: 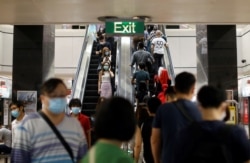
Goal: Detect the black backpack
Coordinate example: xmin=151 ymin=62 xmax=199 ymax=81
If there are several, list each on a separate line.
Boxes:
xmin=183 ymin=123 xmax=233 ymax=163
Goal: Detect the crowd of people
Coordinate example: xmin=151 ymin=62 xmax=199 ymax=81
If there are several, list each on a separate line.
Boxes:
xmin=1 ymin=24 xmax=249 ymax=163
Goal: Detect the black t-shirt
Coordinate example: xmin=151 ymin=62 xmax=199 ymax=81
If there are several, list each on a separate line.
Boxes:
xmin=141 ymin=116 xmax=154 ymax=163
xmin=96 ymin=42 xmax=111 ymax=52
xmin=174 ymin=121 xmax=250 ymax=163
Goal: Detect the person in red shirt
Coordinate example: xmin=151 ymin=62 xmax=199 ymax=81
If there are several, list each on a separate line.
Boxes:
xmin=69 ymin=98 xmax=91 ymax=148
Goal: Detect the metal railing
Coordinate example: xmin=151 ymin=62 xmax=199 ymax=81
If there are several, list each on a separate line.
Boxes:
xmin=160 ymin=25 xmax=175 ymax=83
xmin=71 ymin=24 xmax=96 ymax=100
xmin=116 ymin=37 xmax=134 ymax=103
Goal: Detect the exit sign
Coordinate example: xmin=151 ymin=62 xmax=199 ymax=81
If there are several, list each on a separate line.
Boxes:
xmin=105 ymin=19 xmax=144 ymax=36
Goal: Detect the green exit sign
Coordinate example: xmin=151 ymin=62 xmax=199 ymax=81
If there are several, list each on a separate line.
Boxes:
xmin=105 ymin=19 xmax=144 ymax=36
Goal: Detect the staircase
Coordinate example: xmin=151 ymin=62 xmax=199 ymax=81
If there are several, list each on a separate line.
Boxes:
xmin=82 ymin=42 xmax=99 ymax=116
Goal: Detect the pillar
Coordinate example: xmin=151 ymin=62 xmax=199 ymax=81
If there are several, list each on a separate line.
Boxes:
xmin=12 ymin=25 xmax=55 ymax=109
xmin=196 ymin=25 xmax=238 ymax=97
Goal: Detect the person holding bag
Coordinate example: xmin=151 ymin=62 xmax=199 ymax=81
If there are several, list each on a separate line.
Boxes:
xmin=11 ymin=78 xmax=88 ymax=163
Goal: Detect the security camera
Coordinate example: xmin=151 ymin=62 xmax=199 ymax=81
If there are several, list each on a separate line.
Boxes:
xmin=242 ymin=59 xmax=246 ymax=63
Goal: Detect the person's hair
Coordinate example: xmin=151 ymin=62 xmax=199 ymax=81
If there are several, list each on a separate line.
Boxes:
xmin=175 ymin=72 xmax=195 ymax=94
xmin=99 ymin=35 xmax=104 ymax=41
xmin=40 ymin=78 xmax=67 ymax=95
xmin=9 ymin=101 xmax=25 ymax=112
xmin=138 ymin=42 xmax=144 ymax=49
xmin=95 ymin=97 xmax=136 ymax=141
xmin=147 ymin=97 xmax=161 ymax=114
xmin=165 ymin=86 xmax=176 ymax=99
xmin=197 ymin=85 xmax=226 ymax=108
xmin=156 ymin=30 xmax=162 ymax=36
xmin=102 ymin=47 xmax=110 ymax=56
xmin=139 ymin=62 xmax=145 ymax=70
xmin=69 ymin=98 xmax=82 ymax=108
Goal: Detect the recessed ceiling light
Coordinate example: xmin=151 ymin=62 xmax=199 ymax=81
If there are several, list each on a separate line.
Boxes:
xmin=97 ymin=16 xmax=118 ymax=22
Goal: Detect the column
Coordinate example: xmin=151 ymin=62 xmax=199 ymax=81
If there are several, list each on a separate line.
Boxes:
xmin=12 ymin=25 xmax=55 ymax=105
xmin=196 ymin=25 xmax=238 ymax=96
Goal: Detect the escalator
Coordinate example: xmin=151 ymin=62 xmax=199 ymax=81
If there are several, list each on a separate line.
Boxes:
xmin=161 ymin=25 xmax=175 ymax=82
xmin=82 ymin=41 xmax=117 ymax=116
xmin=71 ymin=24 xmax=96 ymax=113
xmin=71 ymin=25 xmax=118 ymax=116
xmin=81 ymin=42 xmax=99 ymax=116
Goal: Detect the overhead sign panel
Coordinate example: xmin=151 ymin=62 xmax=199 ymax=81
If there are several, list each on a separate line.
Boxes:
xmin=105 ymin=19 xmax=144 ymax=36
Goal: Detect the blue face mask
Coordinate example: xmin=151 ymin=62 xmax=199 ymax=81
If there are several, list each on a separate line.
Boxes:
xmin=103 ymin=66 xmax=109 ymax=70
xmin=105 ymin=51 xmax=109 ymax=56
xmin=11 ymin=109 xmax=20 ymax=118
xmin=48 ymin=98 xmax=67 ymax=114
xmin=72 ymin=107 xmax=81 ymax=114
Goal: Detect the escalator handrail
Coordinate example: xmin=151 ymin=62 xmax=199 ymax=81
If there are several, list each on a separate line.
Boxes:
xmin=72 ymin=25 xmax=96 ymax=99
xmin=71 ymin=26 xmax=89 ymax=96
xmin=114 ymin=38 xmax=120 ymax=96
xmin=160 ymin=25 xmax=175 ymax=83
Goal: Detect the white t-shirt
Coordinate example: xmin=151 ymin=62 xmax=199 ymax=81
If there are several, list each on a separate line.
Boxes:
xmin=11 ymin=114 xmax=27 ymax=147
xmin=0 ymin=127 xmax=12 ymax=147
xmin=151 ymin=37 xmax=167 ymax=54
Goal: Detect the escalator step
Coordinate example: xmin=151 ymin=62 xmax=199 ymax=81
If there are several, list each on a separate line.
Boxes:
xmin=91 ymin=55 xmax=100 ymax=59
xmin=86 ymin=79 xmax=98 ymax=85
xmin=82 ymin=103 xmax=98 ymax=110
xmin=87 ymin=74 xmax=99 ymax=79
xmin=85 ymin=90 xmax=99 ymax=96
xmin=88 ymin=69 xmax=98 ymax=74
xmin=89 ymin=64 xmax=99 ymax=69
xmin=90 ymin=60 xmax=99 ymax=64
xmin=83 ymin=96 xmax=99 ymax=103
xmin=86 ymin=84 xmax=98 ymax=90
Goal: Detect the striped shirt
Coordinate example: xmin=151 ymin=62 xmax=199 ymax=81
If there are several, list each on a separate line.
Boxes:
xmin=11 ymin=114 xmax=27 ymax=147
xmin=11 ymin=112 xmax=88 ymax=163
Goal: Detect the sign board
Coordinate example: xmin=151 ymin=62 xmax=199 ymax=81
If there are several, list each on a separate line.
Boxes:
xmin=105 ymin=19 xmax=144 ymax=36
xmin=226 ymin=106 xmax=236 ymax=125
xmin=17 ymin=90 xmax=37 ymax=115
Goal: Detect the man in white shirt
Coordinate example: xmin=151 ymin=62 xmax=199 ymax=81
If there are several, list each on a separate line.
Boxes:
xmin=151 ymin=30 xmax=168 ymax=74
xmin=9 ymin=101 xmax=27 ymax=147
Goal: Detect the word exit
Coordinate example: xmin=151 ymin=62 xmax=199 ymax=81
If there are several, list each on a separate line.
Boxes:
xmin=114 ymin=22 xmax=136 ymax=33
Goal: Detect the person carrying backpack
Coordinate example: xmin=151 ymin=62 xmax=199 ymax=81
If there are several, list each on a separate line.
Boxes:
xmin=174 ymin=85 xmax=250 ymax=163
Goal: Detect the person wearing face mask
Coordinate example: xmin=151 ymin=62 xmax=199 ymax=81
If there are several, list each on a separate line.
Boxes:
xmin=9 ymin=101 xmax=27 ymax=147
xmin=69 ymin=98 xmax=91 ymax=148
xmin=174 ymin=85 xmax=250 ymax=163
xmin=101 ymin=47 xmax=112 ymax=65
xmin=11 ymin=78 xmax=88 ymax=163
xmin=98 ymin=61 xmax=114 ymax=98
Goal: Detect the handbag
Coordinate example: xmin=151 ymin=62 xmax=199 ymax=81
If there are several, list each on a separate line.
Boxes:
xmin=39 ymin=111 xmax=75 ymax=163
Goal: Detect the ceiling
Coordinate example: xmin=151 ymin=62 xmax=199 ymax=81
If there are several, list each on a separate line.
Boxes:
xmin=1 ymin=0 xmax=250 ymax=24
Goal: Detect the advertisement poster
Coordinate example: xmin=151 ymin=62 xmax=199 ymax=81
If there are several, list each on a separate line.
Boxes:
xmin=17 ymin=91 xmax=37 ymax=114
